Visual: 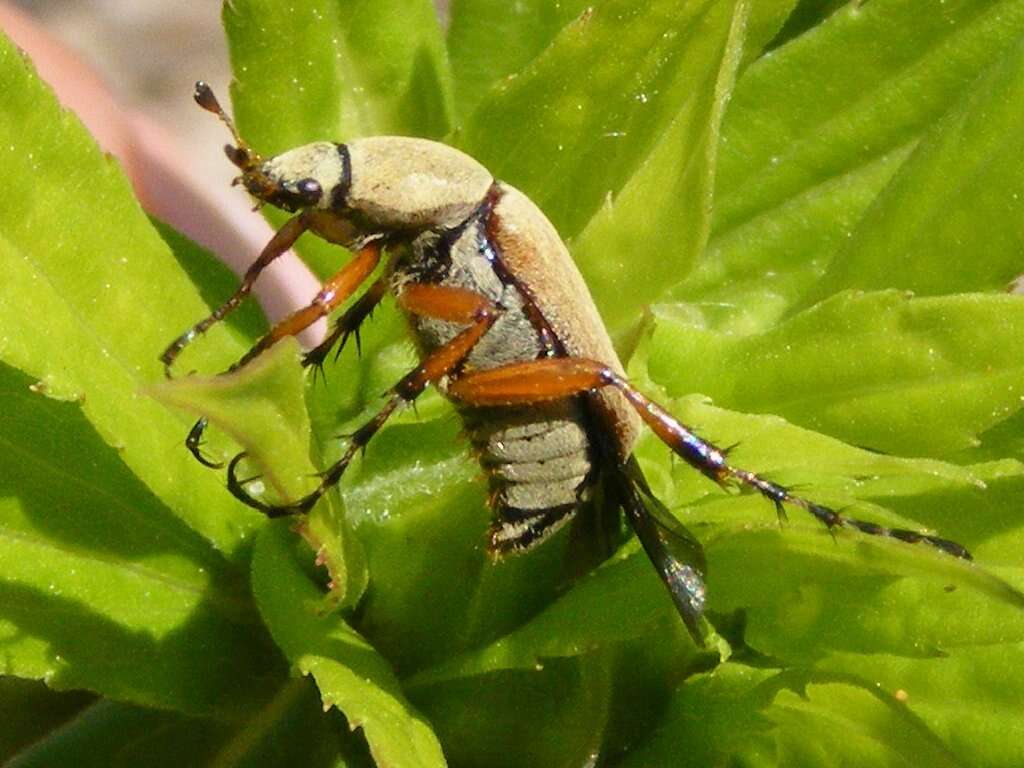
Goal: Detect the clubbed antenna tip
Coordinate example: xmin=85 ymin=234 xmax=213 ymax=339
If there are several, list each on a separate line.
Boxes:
xmin=193 ymin=81 xmax=220 ymax=113
xmin=193 ymin=80 xmax=261 ymax=171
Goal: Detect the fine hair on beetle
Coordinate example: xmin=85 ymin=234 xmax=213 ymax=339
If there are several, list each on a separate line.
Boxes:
xmin=162 ymin=81 xmax=972 ymax=644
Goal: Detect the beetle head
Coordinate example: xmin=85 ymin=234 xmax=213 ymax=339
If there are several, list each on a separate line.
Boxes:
xmin=193 ymin=81 xmax=344 ymax=214
xmin=254 ymin=142 xmax=347 ymax=213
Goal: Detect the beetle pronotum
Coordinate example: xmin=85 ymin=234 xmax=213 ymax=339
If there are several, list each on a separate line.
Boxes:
xmin=163 ymin=82 xmax=970 ymax=642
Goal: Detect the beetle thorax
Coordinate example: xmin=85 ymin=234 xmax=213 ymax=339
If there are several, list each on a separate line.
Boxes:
xmin=344 ymin=137 xmax=494 ymax=231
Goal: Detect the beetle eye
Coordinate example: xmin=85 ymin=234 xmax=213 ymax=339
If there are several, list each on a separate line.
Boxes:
xmin=296 ymin=177 xmax=322 ymax=205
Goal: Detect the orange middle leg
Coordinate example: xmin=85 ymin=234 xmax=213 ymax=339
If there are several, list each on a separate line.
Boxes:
xmin=227 ymin=283 xmax=501 ymax=514
xmin=161 ymin=212 xmax=310 ymax=377
xmin=184 ymin=239 xmax=382 ymax=467
xmin=302 ymin=275 xmax=390 ymax=372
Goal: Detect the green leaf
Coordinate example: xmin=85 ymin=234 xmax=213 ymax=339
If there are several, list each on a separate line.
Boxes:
xmin=618 ymin=662 xmax=779 ymax=767
xmin=447 ymin=0 xmax=793 ymax=124
xmin=0 ymin=678 xmax=92 ymax=762
xmin=767 ymin=681 xmax=962 ymax=767
xmin=623 ymin=664 xmax=965 ymax=768
xmin=0 ymin=34 xmax=263 ymax=555
xmin=644 ymin=291 xmax=1024 ymax=456
xmin=570 ymin=0 xmax=749 ymax=332
xmin=705 ymin=522 xmax=1024 ymax=661
xmin=252 ymin=521 xmax=445 ymax=768
xmin=151 ymin=340 xmax=367 ymax=608
xmin=446 ymin=0 xmax=593 ymax=121
xmin=7 ymin=681 xmax=354 ymax=768
xmin=0 ymin=362 xmax=281 ymax=716
xmin=816 ymin=646 xmax=1024 ymax=768
xmin=884 ymin=459 xmax=1024 ymax=564
xmin=406 ymin=548 xmax=702 ymax=688
xmin=959 ymin=409 xmax=1024 ymax=466
xmin=673 ymin=0 xmax=1024 ymax=325
xmin=410 ymin=656 xmax=615 ymax=768
xmin=225 ymin=0 xmax=452 ymax=147
xmin=715 ymin=0 xmax=1024 ymax=237
xmin=459 ymin=0 xmax=755 ymax=240
xmin=812 ymin=33 xmax=1024 ymax=300
xmin=768 ymin=0 xmax=848 ymax=49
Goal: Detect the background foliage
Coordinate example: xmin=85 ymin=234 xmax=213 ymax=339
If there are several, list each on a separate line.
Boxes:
xmin=1 ymin=0 xmax=1023 ymax=764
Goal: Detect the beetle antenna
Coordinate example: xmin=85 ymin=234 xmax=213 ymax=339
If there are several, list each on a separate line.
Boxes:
xmin=193 ymin=80 xmax=262 ymax=172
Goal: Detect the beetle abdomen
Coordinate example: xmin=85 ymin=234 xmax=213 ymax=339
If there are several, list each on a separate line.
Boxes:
xmin=464 ymin=403 xmax=593 ymax=553
xmin=394 ymin=193 xmax=598 ymax=553
xmin=486 ymin=184 xmax=641 ymax=459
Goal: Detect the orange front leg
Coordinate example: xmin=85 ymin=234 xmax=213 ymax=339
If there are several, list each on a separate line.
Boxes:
xmin=161 ymin=212 xmax=310 ymax=376
xmin=228 ymin=283 xmax=502 ymax=514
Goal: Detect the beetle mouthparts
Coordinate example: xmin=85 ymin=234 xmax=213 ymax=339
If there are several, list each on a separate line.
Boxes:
xmin=235 ymin=164 xmax=288 ymax=209
xmin=224 ymin=143 xmax=260 ymax=173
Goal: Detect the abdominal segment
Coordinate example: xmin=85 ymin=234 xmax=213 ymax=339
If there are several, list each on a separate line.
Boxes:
xmin=463 ymin=402 xmax=595 ymax=554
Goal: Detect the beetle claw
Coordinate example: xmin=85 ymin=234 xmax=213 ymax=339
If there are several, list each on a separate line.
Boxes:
xmin=226 ymin=452 xmax=268 ymax=507
xmin=225 ymin=452 xmax=319 ymax=516
xmin=186 ymin=417 xmax=224 ymax=469
xmin=226 ymin=451 xmax=261 ymax=484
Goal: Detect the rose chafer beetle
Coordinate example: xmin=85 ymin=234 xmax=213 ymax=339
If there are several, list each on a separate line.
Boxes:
xmin=163 ymin=82 xmax=971 ymax=642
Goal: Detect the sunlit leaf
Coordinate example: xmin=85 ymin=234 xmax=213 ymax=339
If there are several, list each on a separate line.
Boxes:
xmin=0 ymin=362 xmax=280 ymax=716
xmin=673 ymin=0 xmax=1024 ymax=326
xmin=623 ymin=664 xmax=966 ymax=768
xmin=459 ymin=0 xmax=750 ymax=240
xmin=225 ymin=0 xmax=452 ymax=147
xmin=0 ymin=34 xmax=263 ymax=555
xmin=446 ymin=0 xmax=593 ymax=121
xmin=252 ymin=521 xmax=445 ymax=768
xmin=812 ymin=33 xmax=1024 ymax=301
xmin=645 ymin=291 xmax=1024 ymax=456
xmin=816 ymin=645 xmax=1024 ymax=768
xmin=571 ymin=0 xmax=748 ymax=332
